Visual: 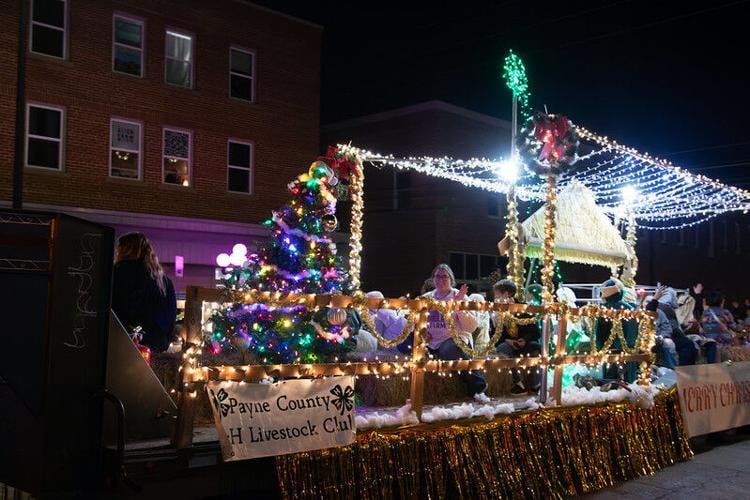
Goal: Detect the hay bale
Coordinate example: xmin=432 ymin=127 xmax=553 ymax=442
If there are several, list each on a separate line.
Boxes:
xmin=355 ymin=370 xmax=513 ymax=407
xmin=720 ymin=345 xmax=750 ymax=362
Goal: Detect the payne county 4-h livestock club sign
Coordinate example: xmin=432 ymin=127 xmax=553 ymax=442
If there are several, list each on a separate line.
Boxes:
xmin=207 ymin=376 xmax=356 ymax=461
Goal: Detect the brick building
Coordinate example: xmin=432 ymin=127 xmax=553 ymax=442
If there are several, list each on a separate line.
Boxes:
xmin=324 ymin=100 xmax=514 ymax=297
xmin=325 ymin=100 xmax=750 ymax=300
xmin=0 ymin=0 xmax=324 ymax=290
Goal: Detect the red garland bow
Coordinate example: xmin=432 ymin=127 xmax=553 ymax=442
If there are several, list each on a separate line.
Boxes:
xmin=533 ymin=114 xmax=571 ymax=165
xmin=319 ymin=146 xmax=359 ymax=182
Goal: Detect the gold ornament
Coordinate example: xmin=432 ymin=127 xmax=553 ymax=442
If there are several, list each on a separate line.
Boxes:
xmin=321 ymin=213 xmax=338 ymax=233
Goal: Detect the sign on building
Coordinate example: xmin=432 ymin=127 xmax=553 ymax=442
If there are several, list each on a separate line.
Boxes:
xmin=207 ymin=376 xmax=356 ymax=461
xmin=675 ymin=361 xmax=750 ymax=437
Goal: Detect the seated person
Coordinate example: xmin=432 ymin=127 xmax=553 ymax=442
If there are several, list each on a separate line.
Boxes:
xmin=646 ymin=286 xmax=700 ymax=366
xmin=468 ymin=292 xmax=491 ymax=355
xmin=422 ymin=264 xmax=487 ymax=397
xmin=556 ymin=286 xmax=590 ymax=354
xmin=491 ymin=279 xmax=541 ymax=394
xmin=596 ymin=278 xmax=638 ymax=382
xmin=354 ymin=291 xmax=410 ymax=353
xmin=701 ymin=290 xmax=737 ymax=345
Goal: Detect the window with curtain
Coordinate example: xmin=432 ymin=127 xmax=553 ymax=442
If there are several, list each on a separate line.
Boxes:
xmin=110 ymin=119 xmax=141 ymax=179
xmin=113 ymin=15 xmax=144 ymax=77
xmin=163 ymin=128 xmax=191 ymax=186
xmin=165 ymin=30 xmax=193 ymax=88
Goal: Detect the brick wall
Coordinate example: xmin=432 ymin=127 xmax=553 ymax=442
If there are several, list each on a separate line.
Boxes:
xmin=0 ymin=0 xmax=322 ymax=224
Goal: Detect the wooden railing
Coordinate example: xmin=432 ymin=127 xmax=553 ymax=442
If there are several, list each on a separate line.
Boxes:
xmin=173 ymin=286 xmax=655 ymax=448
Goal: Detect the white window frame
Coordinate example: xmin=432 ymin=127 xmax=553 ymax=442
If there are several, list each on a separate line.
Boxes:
xmin=30 ymin=0 xmax=68 ymax=60
xmin=229 ymin=45 xmax=256 ymax=102
xmin=112 ymin=13 xmax=145 ymax=78
xmin=109 ymin=117 xmax=143 ymax=180
xmin=162 ymin=126 xmax=192 ymax=187
xmin=25 ymin=102 xmax=64 ymax=171
xmin=164 ymin=28 xmax=195 ymax=89
xmin=227 ymin=139 xmax=254 ymax=194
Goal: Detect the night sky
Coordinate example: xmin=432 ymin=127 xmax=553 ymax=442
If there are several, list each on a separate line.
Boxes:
xmin=257 ymin=0 xmax=750 ymax=187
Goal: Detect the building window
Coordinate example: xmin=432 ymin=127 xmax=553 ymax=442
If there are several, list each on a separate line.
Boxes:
xmin=449 ymin=253 xmax=465 ymax=280
xmin=165 ymin=30 xmax=194 ymax=88
xmin=480 ymin=255 xmax=496 ymax=279
xmin=113 ymin=15 xmax=144 ymax=77
xmin=230 ymin=47 xmax=255 ymax=102
xmin=110 ymin=119 xmax=141 ymax=179
xmin=465 ymin=254 xmax=479 ymax=280
xmin=449 ymin=252 xmax=501 ymax=281
xmin=162 ymin=128 xmax=191 ymax=186
xmin=227 ymin=140 xmax=253 ymax=193
xmin=26 ymin=103 xmax=63 ymax=170
xmin=30 ymin=0 xmax=66 ymax=59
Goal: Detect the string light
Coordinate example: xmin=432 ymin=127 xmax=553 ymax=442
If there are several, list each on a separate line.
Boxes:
xmin=182 ymin=290 xmax=655 ymax=384
xmin=342 ymin=125 xmax=750 ymax=230
xmin=541 ymin=175 xmax=557 ymax=305
xmin=336 ymin=144 xmax=365 ymax=290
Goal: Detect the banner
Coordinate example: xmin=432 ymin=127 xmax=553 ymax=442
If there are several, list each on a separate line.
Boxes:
xmin=206 ymin=376 xmax=356 ymax=461
xmin=675 ymin=361 xmax=750 ymax=437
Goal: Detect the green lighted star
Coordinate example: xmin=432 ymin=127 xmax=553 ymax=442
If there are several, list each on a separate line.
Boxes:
xmin=503 ymin=50 xmax=530 ymax=110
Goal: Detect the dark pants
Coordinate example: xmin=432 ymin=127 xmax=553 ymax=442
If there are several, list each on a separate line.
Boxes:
xmin=702 ymin=341 xmax=718 ymax=363
xmin=675 ymin=335 xmax=700 ymax=365
xmin=430 ymin=339 xmax=487 ymax=396
xmin=496 ymin=341 xmax=541 ymax=389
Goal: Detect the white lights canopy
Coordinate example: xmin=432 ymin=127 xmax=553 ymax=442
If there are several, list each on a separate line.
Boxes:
xmin=346 ymin=126 xmax=750 ymax=230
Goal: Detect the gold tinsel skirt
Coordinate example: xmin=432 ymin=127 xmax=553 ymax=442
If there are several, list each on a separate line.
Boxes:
xmin=276 ymin=388 xmax=691 ymax=499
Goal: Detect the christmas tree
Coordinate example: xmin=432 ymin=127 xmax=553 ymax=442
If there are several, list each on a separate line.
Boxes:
xmin=208 ymin=152 xmax=360 ymax=364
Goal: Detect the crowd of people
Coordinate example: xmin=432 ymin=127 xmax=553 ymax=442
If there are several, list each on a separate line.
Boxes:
xmin=359 ymin=263 xmax=750 ymax=399
xmin=110 ymin=236 xmax=749 ymax=399
xmin=650 ymin=283 xmax=750 ymax=368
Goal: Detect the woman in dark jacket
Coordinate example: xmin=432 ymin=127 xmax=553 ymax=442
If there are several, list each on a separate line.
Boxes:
xmin=112 ymin=232 xmax=177 ymax=353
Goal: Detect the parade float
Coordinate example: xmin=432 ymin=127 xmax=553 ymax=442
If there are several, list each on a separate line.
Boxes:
xmin=150 ymin=52 xmax=750 ymax=498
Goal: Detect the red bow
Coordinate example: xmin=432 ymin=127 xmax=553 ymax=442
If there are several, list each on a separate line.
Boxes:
xmin=533 ymin=114 xmax=570 ymax=165
xmin=319 ymin=146 xmax=359 ymax=182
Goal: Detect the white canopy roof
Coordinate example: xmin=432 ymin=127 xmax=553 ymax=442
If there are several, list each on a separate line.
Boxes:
xmin=520 ymin=179 xmax=629 ymax=267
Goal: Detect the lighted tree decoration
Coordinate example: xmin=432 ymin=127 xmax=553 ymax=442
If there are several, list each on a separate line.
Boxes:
xmin=209 ymin=154 xmax=360 ymax=364
xmin=517 ymin=112 xmax=580 ymax=304
xmin=502 ymin=50 xmax=531 ymax=299
xmin=502 ymin=50 xmax=531 ymax=118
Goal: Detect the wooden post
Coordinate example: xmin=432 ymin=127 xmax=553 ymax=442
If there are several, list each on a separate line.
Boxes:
xmin=409 ymin=310 xmax=427 ymax=419
xmin=551 ymin=313 xmax=568 ymax=405
xmin=173 ymin=285 xmax=203 ymax=449
xmin=538 ymin=316 xmax=549 ymax=403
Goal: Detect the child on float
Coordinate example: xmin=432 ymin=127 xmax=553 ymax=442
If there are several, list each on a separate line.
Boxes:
xmin=491 ymin=279 xmax=542 ymax=395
